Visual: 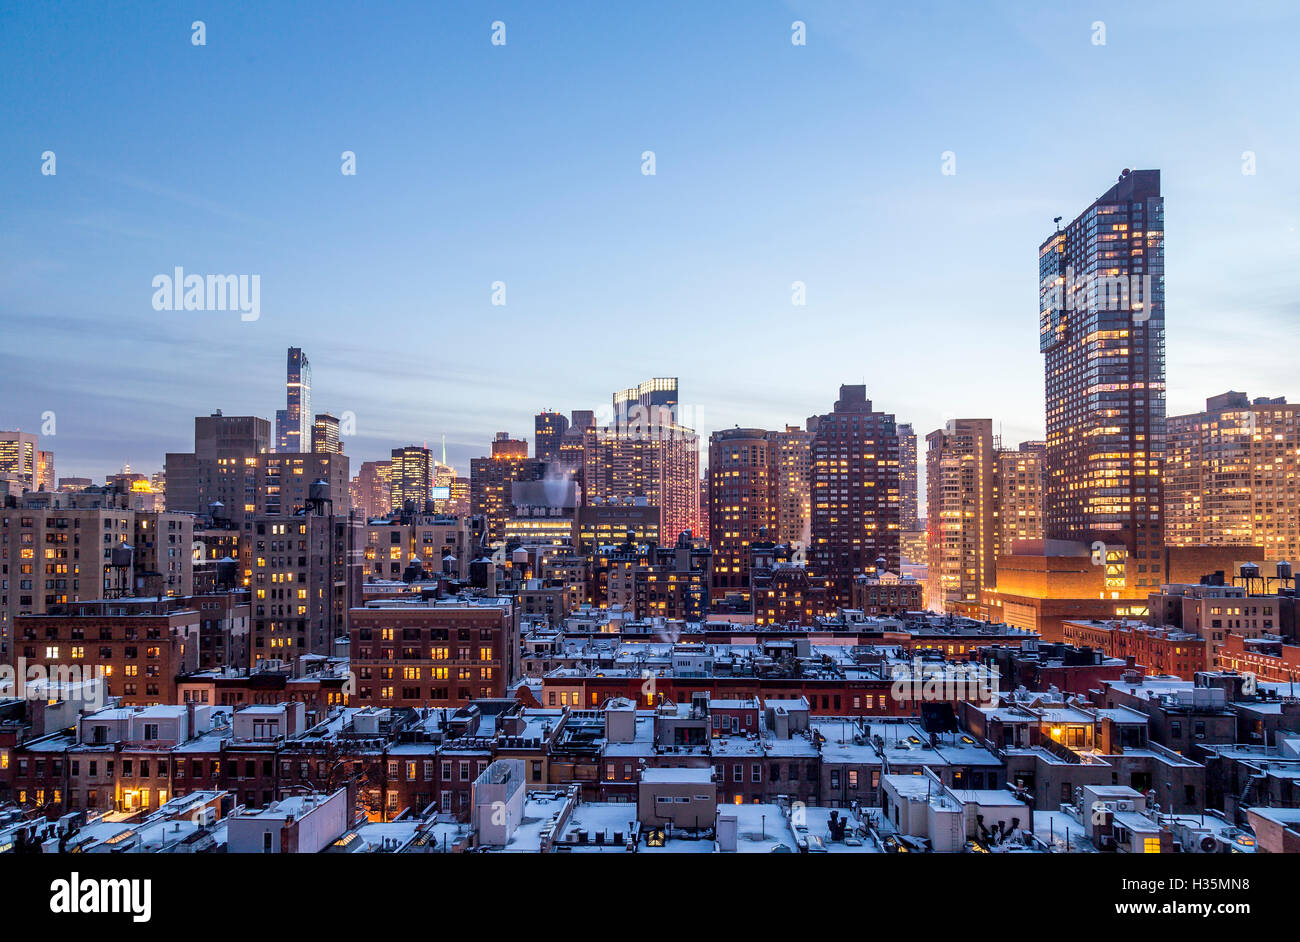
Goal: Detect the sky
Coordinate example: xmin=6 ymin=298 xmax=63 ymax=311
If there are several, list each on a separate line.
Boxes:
xmin=2 ymin=0 xmax=1298 ymax=483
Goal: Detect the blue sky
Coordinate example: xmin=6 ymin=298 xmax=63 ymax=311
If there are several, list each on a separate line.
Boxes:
xmin=2 ymin=0 xmax=1298 ymax=480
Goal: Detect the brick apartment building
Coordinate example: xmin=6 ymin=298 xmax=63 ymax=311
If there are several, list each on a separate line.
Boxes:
xmin=350 ymin=600 xmax=516 ymax=707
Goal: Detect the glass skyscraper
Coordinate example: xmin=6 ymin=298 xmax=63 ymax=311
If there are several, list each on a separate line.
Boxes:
xmin=1039 ymin=169 xmax=1166 ymax=590
xmin=275 ymin=346 xmax=313 ymax=454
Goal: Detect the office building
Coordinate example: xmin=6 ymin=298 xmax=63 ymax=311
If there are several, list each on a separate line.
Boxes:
xmin=0 ymin=431 xmax=39 ymax=492
xmin=471 ymin=434 xmax=544 ymax=544
xmin=390 ymin=445 xmax=433 ymax=513
xmin=806 ymin=385 xmax=900 ymax=606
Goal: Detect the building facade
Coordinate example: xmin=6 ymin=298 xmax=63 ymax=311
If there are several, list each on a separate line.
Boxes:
xmin=1040 ymin=169 xmax=1166 ymax=590
xmin=807 ymin=386 xmax=900 ymax=607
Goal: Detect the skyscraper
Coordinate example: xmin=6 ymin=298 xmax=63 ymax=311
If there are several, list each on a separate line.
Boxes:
xmin=807 ymin=385 xmax=900 ymax=607
xmin=470 ymin=433 xmax=543 ymax=544
xmin=582 ymin=380 xmax=701 ymax=544
xmin=351 ymin=459 xmax=392 ymax=519
xmin=0 ymin=430 xmax=39 ymax=492
xmin=897 ymin=423 xmax=919 ymax=531
xmin=771 ymin=425 xmax=812 ymax=548
xmin=994 ymin=441 xmax=1046 ymax=557
xmin=583 ymin=422 xmax=700 ymax=545
xmin=707 ymin=428 xmax=778 ymax=598
xmin=925 ymin=419 xmax=996 ymax=614
xmin=163 ymin=411 xmax=272 ymax=514
xmin=535 ymin=410 xmax=570 ymax=465
xmin=1167 ymin=392 xmax=1300 ymax=560
xmin=613 ymin=377 xmax=678 ymax=427
xmin=275 ymin=346 xmax=313 ymax=454
xmin=1039 ymin=169 xmax=1166 ymax=590
xmin=311 ymin=412 xmax=342 ymax=454
xmin=390 ymin=445 xmax=434 ymax=512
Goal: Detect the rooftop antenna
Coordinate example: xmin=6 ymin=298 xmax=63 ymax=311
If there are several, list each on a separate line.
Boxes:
xmin=1053 ymin=215 xmax=1062 ymax=232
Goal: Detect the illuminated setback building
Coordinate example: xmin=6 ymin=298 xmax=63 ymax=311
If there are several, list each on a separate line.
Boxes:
xmin=582 ymin=423 xmax=700 ymax=545
xmin=557 ymin=410 xmax=595 ymax=476
xmin=163 ymin=412 xmax=271 ymax=515
xmin=275 ymin=346 xmax=312 ymax=454
xmin=772 ymin=425 xmax=812 ymax=548
xmin=470 ymin=434 xmax=543 ymax=544
xmin=534 ymin=410 xmax=570 ymax=465
xmin=449 ymin=477 xmax=471 ymax=516
xmin=0 ymin=431 xmax=38 ymax=492
xmin=311 ymin=412 xmax=342 ymax=454
xmin=432 ymin=460 xmax=456 ymax=513
xmin=251 ymin=452 xmax=351 ymax=517
xmin=707 ymin=428 xmax=778 ymax=598
xmin=576 ymin=496 xmax=660 ymax=551
xmin=1167 ymin=392 xmax=1300 ymax=560
xmin=37 ymin=450 xmax=55 ymax=492
xmin=390 ymin=445 xmax=433 ymax=512
xmin=613 ymin=377 xmax=679 ymax=425
xmin=995 ymin=441 xmax=1046 ymax=557
xmin=1040 ymin=169 xmax=1166 ymax=590
xmin=806 ymin=385 xmax=900 ymax=607
xmin=351 ymin=459 xmax=392 ymax=519
xmin=925 ymin=419 xmax=997 ymax=614
xmin=897 ymin=423 xmax=919 ymax=532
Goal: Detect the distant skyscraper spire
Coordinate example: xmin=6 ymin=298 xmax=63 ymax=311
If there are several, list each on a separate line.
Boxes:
xmin=275 ymin=347 xmax=312 ymax=453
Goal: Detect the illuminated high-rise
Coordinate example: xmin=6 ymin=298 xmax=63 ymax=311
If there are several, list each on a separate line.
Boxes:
xmin=1040 ymin=169 xmax=1166 ymax=590
xmin=471 ymin=433 xmax=543 ymax=543
xmin=0 ymin=430 xmax=39 ymax=492
xmin=925 ymin=419 xmax=996 ymax=614
xmin=807 ymin=385 xmax=900 ymax=607
xmin=583 ymin=423 xmax=700 ymax=545
xmin=275 ymin=346 xmax=313 ymax=454
xmin=390 ymin=445 xmax=433 ymax=512
xmin=707 ymin=428 xmax=778 ymax=598
xmin=352 ymin=459 xmax=392 ymax=519
xmin=772 ymin=425 xmax=812 ymax=549
xmin=1167 ymin=392 xmax=1300 ymax=560
xmin=584 ymin=380 xmax=700 ymax=544
xmin=994 ymin=440 xmax=1046 ymax=557
xmin=535 ymin=410 xmax=570 ymax=465
xmin=897 ymin=423 xmax=919 ymax=531
xmin=311 ymin=412 xmax=342 ymax=454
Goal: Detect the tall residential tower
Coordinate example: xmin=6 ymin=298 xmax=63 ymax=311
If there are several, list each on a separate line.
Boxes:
xmin=275 ymin=346 xmax=313 ymax=454
xmin=1039 ymin=169 xmax=1166 ymax=590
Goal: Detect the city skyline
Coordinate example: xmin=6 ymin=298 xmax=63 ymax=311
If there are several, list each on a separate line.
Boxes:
xmin=3 ymin=1 xmax=1299 ymax=480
